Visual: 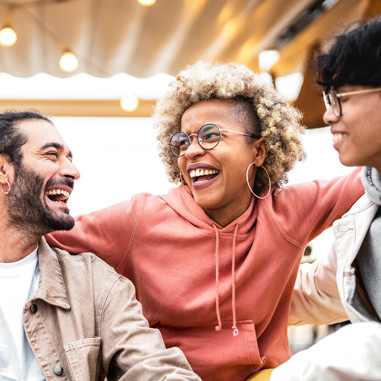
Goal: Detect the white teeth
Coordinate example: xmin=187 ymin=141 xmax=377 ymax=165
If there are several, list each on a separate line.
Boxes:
xmin=332 ymin=133 xmax=344 ymax=143
xmin=46 ymin=189 xmax=70 ymax=198
xmin=189 ymin=168 xmax=219 ymax=178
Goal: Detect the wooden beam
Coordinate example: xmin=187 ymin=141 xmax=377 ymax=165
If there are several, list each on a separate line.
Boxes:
xmin=362 ymin=0 xmax=381 ymax=19
xmin=0 ymin=99 xmax=157 ymax=117
xmin=292 ymin=41 xmax=326 ymax=129
xmin=272 ymin=0 xmax=367 ymax=77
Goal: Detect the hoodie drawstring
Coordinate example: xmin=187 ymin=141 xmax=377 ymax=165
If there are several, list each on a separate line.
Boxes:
xmin=231 ymin=224 xmax=239 ymax=337
xmin=213 ymin=224 xmax=222 ymax=332
xmin=212 ymin=224 xmax=239 ymax=337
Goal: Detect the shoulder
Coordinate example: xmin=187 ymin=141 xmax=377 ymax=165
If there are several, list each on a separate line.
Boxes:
xmin=47 ymin=243 xmax=135 ymax=293
xmin=334 ymin=195 xmax=377 ymax=226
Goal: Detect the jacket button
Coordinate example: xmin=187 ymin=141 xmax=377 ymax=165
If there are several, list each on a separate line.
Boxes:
xmin=54 ymin=365 xmax=64 ymax=376
xmin=30 ymin=304 xmax=37 ymax=314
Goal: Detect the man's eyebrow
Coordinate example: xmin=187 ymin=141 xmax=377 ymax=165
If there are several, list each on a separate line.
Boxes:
xmin=41 ymin=142 xmax=73 ymax=159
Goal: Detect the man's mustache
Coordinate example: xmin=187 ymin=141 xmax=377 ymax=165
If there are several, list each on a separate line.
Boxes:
xmin=46 ymin=178 xmax=74 ymax=190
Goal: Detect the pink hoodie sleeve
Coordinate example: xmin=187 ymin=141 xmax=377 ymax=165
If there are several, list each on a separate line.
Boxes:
xmin=46 ymin=196 xmax=142 ymax=270
xmin=265 ymin=167 xmax=364 ymax=245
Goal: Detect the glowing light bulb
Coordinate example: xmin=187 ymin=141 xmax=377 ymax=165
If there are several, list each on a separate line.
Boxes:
xmin=59 ymin=51 xmax=79 ymax=73
xmin=120 ymin=93 xmax=139 ymax=112
xmin=259 ymin=50 xmax=280 ymax=72
xmin=0 ymin=27 xmax=17 ymax=47
xmin=137 ymin=0 xmax=156 ymax=6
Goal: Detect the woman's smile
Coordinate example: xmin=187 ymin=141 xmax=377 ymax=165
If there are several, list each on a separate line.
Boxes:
xmin=187 ymin=163 xmax=220 ymax=188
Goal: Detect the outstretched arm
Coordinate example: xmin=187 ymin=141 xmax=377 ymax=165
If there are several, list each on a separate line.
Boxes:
xmin=289 ymin=244 xmax=346 ymax=326
xmin=101 ymin=275 xmax=201 ymax=380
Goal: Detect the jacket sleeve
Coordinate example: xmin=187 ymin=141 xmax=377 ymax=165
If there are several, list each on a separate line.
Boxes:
xmin=45 ymin=196 xmax=142 ymax=270
xmin=289 ymin=241 xmax=347 ymax=325
xmin=270 ymin=322 xmax=381 ymax=381
xmin=101 ymin=275 xmax=201 ymax=380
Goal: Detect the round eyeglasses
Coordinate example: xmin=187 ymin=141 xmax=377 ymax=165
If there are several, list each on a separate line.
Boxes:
xmin=169 ymin=123 xmax=261 ymax=157
xmin=323 ymin=87 xmax=381 ymax=117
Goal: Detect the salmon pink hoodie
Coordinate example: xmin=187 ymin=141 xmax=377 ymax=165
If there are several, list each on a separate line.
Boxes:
xmin=47 ymin=169 xmax=363 ymax=380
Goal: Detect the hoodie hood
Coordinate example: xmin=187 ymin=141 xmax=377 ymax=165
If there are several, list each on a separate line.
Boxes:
xmin=161 ymin=185 xmax=257 ymax=233
xmin=362 ymin=167 xmax=381 ymax=206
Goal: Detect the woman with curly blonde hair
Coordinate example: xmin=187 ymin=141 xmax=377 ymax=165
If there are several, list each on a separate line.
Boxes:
xmin=155 ymin=60 xmax=303 ymax=195
xmin=47 ymin=60 xmax=363 ymax=381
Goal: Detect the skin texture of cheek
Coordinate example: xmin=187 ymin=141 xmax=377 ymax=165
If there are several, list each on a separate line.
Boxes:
xmin=341 ymin=112 xmax=381 ymax=168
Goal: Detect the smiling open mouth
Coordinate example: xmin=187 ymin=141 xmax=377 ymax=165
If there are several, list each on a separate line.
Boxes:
xmin=332 ymin=133 xmax=345 ymax=143
xmin=46 ymin=189 xmax=70 ymax=203
xmin=189 ymin=168 xmax=219 ymax=183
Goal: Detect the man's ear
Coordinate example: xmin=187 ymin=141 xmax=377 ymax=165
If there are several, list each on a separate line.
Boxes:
xmin=252 ymin=137 xmax=267 ymax=167
xmin=0 ymin=154 xmax=12 ymax=184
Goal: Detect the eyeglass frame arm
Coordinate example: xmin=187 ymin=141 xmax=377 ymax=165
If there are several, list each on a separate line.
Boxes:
xmin=322 ymin=87 xmax=381 ymax=117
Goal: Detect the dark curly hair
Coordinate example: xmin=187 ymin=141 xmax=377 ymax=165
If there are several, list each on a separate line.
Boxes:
xmin=317 ymin=17 xmax=381 ymax=91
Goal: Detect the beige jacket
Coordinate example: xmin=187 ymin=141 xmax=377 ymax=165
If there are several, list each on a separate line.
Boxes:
xmin=272 ymin=196 xmax=381 ymax=380
xmin=290 ymin=195 xmax=380 ymax=326
xmin=23 ymin=238 xmax=200 ymax=380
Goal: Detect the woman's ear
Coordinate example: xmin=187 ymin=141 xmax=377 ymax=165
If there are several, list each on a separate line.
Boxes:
xmin=252 ymin=137 xmax=267 ymax=167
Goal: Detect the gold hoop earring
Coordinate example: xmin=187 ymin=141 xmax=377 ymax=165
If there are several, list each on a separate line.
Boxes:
xmin=179 ymin=171 xmax=184 ymax=184
xmin=179 ymin=170 xmax=193 ymax=195
xmin=246 ymin=162 xmax=271 ymax=199
xmin=1 ymin=180 xmax=10 ymax=195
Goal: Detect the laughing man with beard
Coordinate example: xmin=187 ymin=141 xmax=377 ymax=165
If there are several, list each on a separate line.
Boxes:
xmin=0 ymin=111 xmax=200 ymax=381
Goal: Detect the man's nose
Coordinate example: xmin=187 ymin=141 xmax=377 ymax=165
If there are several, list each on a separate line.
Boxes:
xmin=60 ymin=158 xmax=80 ymax=181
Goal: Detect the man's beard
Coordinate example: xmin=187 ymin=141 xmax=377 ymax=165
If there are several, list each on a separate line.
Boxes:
xmin=7 ymin=164 xmax=75 ymax=236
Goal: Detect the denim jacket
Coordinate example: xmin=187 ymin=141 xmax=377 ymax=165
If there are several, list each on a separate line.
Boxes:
xmin=23 ymin=238 xmax=200 ymax=380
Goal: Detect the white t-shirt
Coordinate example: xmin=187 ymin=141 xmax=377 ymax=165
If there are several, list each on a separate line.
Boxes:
xmin=0 ymin=248 xmax=45 ymax=380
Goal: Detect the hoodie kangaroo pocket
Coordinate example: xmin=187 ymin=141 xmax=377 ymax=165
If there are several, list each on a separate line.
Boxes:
xmin=158 ymin=319 xmax=265 ymax=381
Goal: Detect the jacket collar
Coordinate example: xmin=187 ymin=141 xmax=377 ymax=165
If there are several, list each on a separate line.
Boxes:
xmin=34 ymin=237 xmax=70 ymax=310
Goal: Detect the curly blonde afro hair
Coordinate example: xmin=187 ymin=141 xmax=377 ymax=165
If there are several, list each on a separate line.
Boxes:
xmin=154 ymin=60 xmax=304 ymax=192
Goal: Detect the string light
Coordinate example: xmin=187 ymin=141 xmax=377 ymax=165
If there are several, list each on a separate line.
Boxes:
xmin=137 ymin=0 xmax=156 ymax=6
xmin=0 ymin=27 xmax=17 ymax=47
xmin=120 ymin=93 xmax=139 ymax=112
xmin=59 ymin=51 xmax=79 ymax=72
xmin=258 ymin=50 xmax=280 ymax=72
xmin=0 ymin=7 xmax=17 ymax=47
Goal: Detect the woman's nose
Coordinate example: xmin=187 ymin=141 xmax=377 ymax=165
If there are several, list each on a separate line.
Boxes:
xmin=184 ymin=136 xmax=204 ymax=158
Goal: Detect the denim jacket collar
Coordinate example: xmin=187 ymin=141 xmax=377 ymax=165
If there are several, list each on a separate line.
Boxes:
xmin=34 ymin=237 xmax=70 ymax=310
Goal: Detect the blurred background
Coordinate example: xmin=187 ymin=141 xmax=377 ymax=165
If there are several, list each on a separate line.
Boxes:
xmin=0 ymin=0 xmax=379 ymax=351
xmin=0 ymin=0 xmax=378 ymax=215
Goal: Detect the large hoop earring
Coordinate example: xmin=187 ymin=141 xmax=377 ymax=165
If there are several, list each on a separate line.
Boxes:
xmin=1 ymin=180 xmax=10 ymax=195
xmin=246 ymin=162 xmax=271 ymax=199
xmin=179 ymin=170 xmax=193 ymax=195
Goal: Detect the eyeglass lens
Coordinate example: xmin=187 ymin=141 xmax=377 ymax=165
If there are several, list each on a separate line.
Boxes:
xmin=324 ymin=90 xmax=342 ymax=117
xmin=170 ymin=124 xmax=222 ymax=157
xmin=328 ymin=91 xmax=341 ymax=116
